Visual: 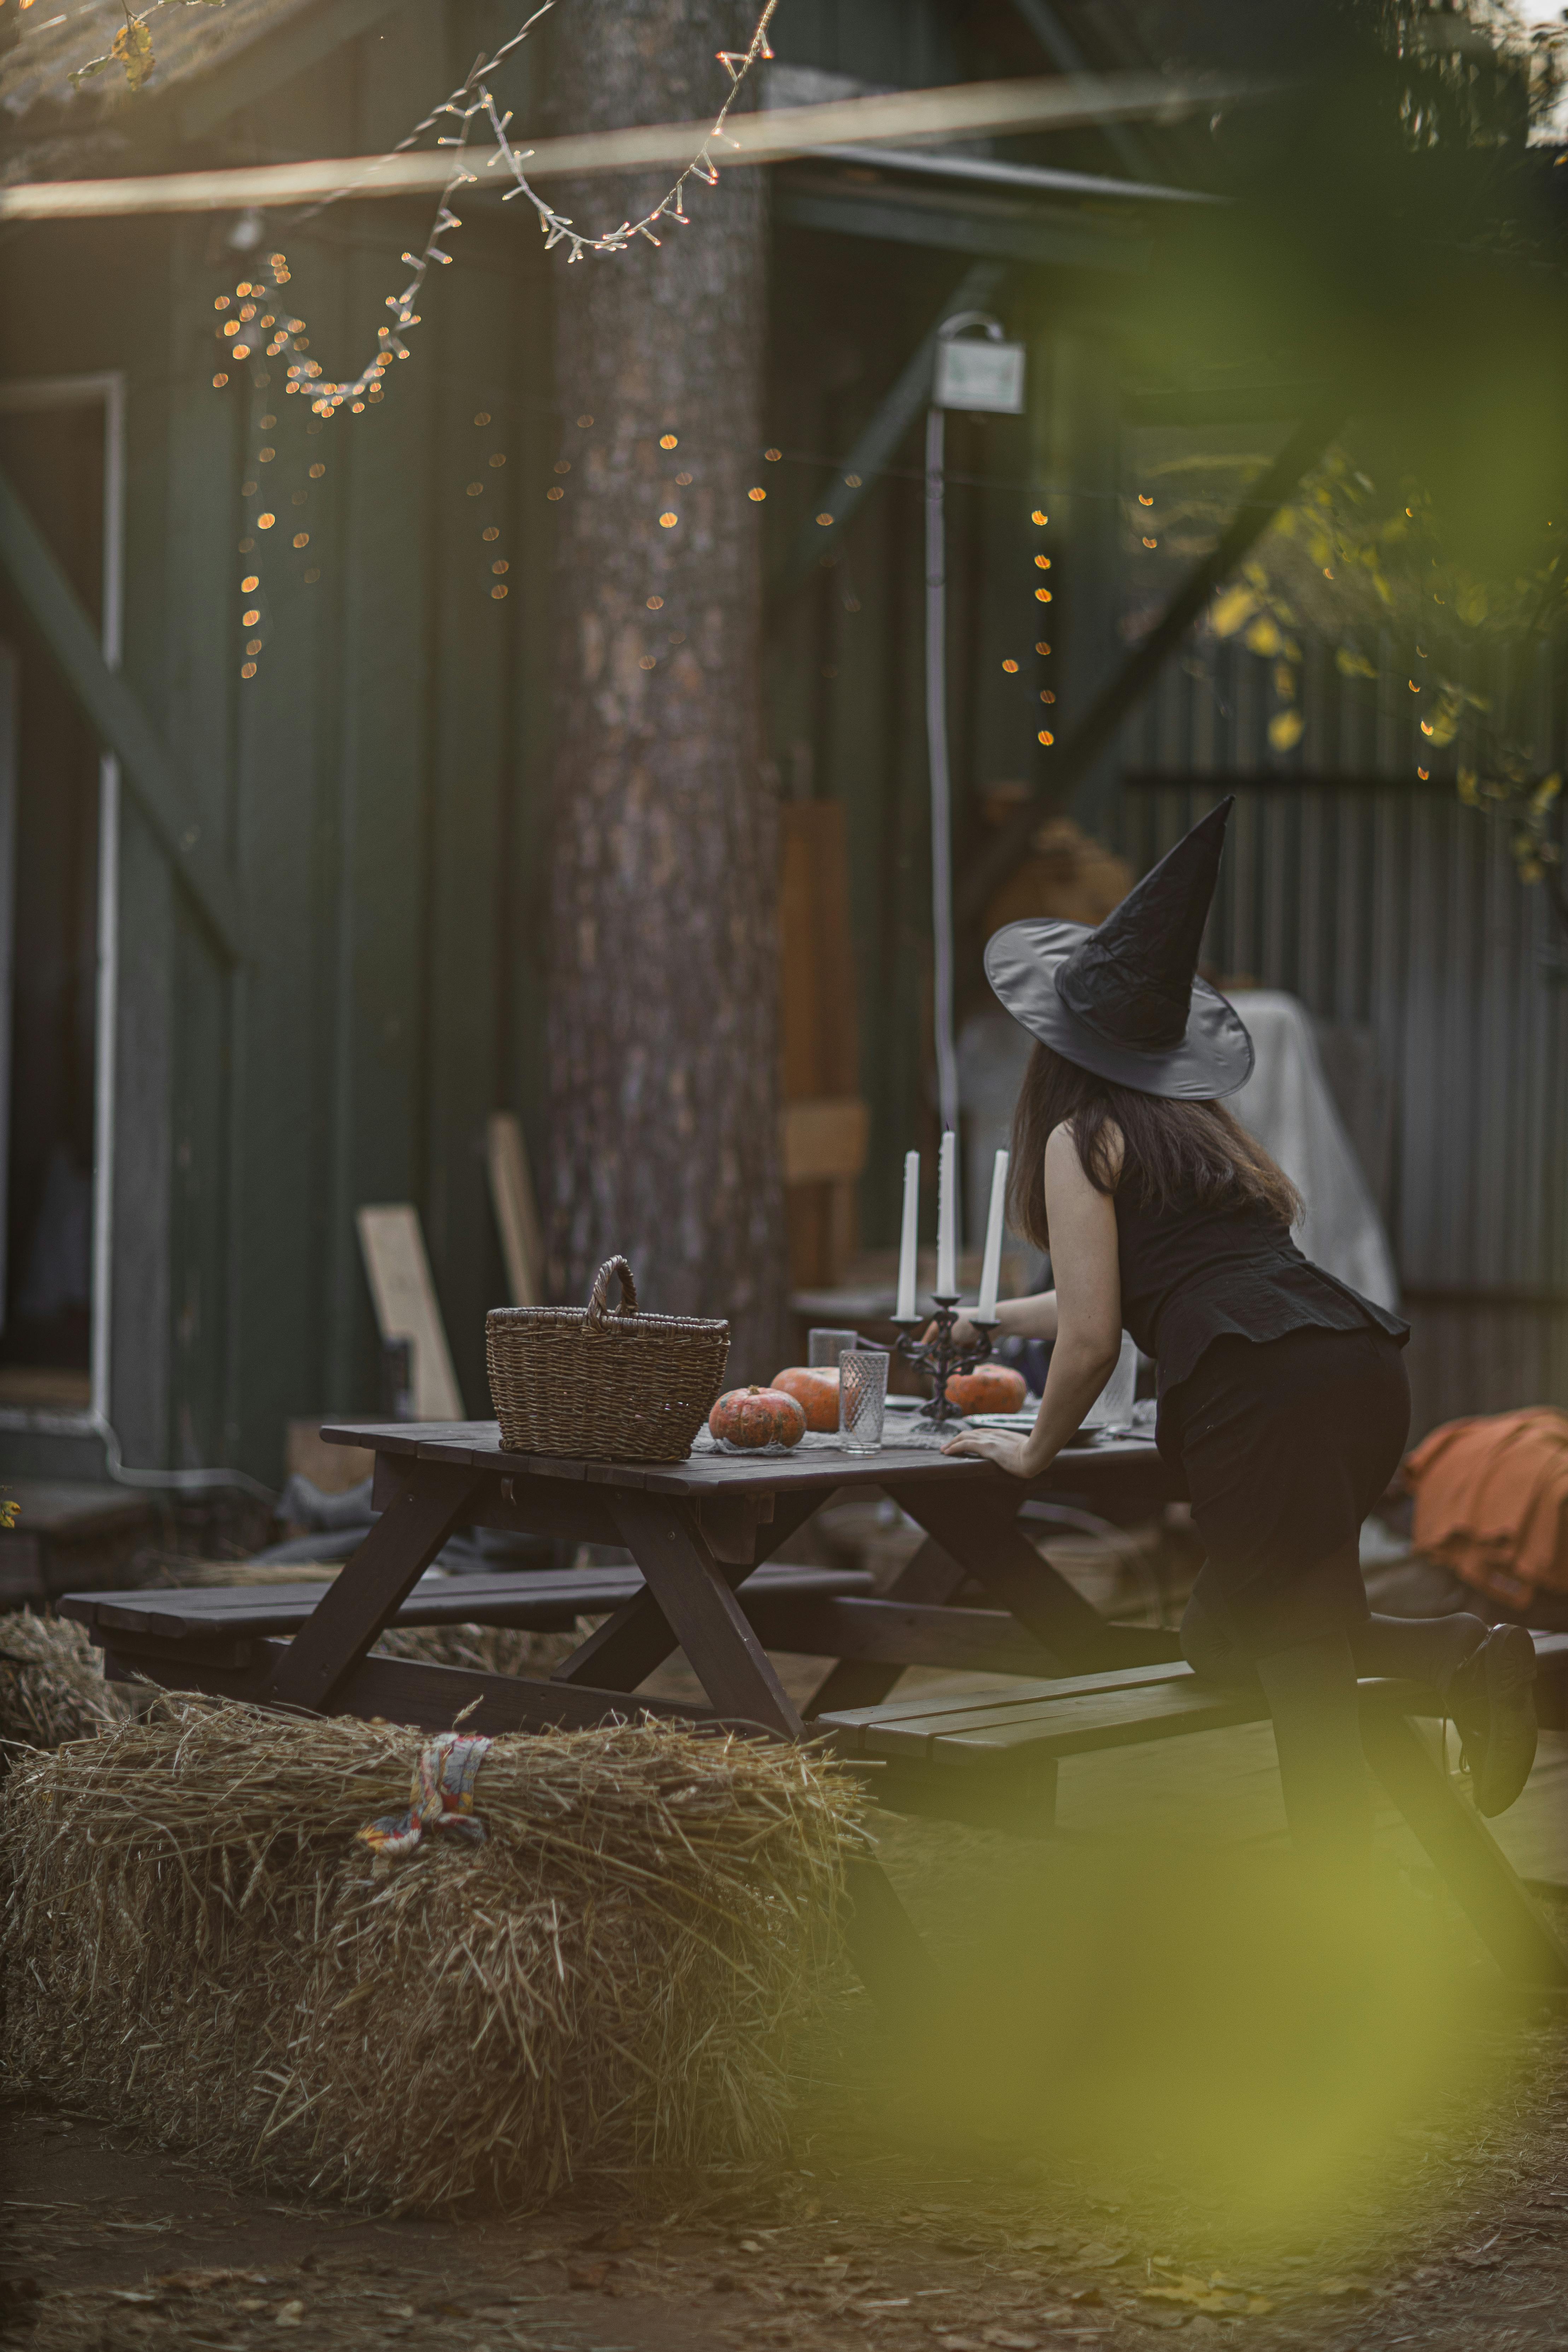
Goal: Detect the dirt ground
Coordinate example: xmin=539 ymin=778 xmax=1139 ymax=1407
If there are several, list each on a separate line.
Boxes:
xmin=4 ymin=1803 xmax=1566 ymax=2352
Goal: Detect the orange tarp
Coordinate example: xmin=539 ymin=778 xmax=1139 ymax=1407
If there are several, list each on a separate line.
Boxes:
xmin=1405 ymin=1407 xmax=1568 ymax=1611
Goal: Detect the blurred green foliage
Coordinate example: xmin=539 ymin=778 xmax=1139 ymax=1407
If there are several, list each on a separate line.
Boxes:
xmin=1127 ymin=0 xmax=1568 ymax=932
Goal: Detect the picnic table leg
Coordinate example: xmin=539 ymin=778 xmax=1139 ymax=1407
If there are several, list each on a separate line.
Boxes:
xmin=893 ymin=1481 xmax=1137 ymax=1672
xmin=601 ymin=1492 xmax=936 ymax=2013
xmin=1359 ymin=1706 xmax=1568 ymax=1987
xmin=841 ymin=1853 xmax=941 ymax=2016
xmin=805 ymin=1535 xmax=967 ymax=1718
xmin=607 ymin=1494 xmax=807 ymax=1736
xmin=550 ymin=1491 xmax=823 ymax=1697
xmin=267 ymin=1464 xmax=482 ymax=1712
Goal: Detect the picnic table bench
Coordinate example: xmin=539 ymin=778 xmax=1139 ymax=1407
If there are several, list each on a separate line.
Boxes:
xmin=60 ymin=1416 xmax=1568 ymax=1996
xmin=818 ymin=1642 xmax=1568 ymax=1987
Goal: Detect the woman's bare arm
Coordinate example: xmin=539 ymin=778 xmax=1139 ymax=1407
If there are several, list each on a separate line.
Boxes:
xmin=943 ymin=1123 xmax=1122 ymax=1478
xmin=945 ymin=1291 xmax=1059 ymax=1350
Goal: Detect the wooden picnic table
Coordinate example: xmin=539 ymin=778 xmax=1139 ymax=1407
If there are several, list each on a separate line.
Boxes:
xmin=61 ymin=1416 xmax=1568 ymax=1993
xmin=66 ymin=1417 xmax=1184 ymax=1743
xmin=60 ymin=1416 xmax=1185 ymax=2006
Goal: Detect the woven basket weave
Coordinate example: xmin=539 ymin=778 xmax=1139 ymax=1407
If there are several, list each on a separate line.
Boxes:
xmin=486 ymin=1256 xmax=730 ymax=1463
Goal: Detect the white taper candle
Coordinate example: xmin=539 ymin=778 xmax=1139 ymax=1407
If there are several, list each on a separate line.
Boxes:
xmin=976 ymin=1147 xmax=1009 ymax=1323
xmin=895 ymin=1149 xmax=920 ymax=1321
xmin=936 ymin=1128 xmax=957 ymax=1298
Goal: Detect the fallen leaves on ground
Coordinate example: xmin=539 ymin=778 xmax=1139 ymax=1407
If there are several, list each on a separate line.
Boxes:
xmin=1142 ymin=2271 xmax=1274 ymax=2315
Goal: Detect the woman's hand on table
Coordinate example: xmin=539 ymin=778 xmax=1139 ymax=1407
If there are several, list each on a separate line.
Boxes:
xmin=940 ymin=1426 xmax=1044 ymax=1478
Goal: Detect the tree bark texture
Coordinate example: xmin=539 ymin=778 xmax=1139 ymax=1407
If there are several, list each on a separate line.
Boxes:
xmin=546 ymin=2 xmax=782 ymax=1378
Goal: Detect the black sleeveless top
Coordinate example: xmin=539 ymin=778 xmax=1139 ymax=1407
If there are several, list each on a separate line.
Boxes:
xmin=1113 ymin=1168 xmax=1409 ymax=1409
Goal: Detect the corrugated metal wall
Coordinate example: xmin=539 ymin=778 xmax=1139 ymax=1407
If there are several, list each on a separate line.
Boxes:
xmin=1117 ymin=635 xmax=1568 ymax=1434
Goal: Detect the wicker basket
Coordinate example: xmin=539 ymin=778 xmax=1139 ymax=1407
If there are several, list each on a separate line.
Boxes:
xmin=486 ymin=1256 xmax=730 ymax=1463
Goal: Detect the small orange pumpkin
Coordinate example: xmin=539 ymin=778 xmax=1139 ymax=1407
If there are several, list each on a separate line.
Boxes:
xmin=771 ymin=1365 xmax=840 ymax=1434
xmin=709 ymin=1386 xmax=807 ymax=1450
xmin=944 ymin=1363 xmax=1027 ymax=1417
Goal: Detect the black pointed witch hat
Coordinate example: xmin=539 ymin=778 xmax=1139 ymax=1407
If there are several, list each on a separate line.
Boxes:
xmin=983 ymin=798 xmax=1254 ymax=1099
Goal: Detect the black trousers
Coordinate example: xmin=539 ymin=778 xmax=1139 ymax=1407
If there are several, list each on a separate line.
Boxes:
xmin=1164 ymin=1324 xmax=1411 ymax=1657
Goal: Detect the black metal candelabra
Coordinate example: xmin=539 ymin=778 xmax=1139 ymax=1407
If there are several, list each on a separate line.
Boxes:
xmin=889 ymin=1296 xmax=999 ymax=1424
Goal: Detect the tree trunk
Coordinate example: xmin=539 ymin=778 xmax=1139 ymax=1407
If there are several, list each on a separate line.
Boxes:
xmin=544 ymin=1 xmax=781 ymax=1380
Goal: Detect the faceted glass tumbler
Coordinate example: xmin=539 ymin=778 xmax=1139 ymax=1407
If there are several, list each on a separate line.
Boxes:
xmin=1082 ymin=1330 xmax=1138 ymax=1431
xmin=809 ymin=1326 xmax=860 ymax=1369
xmin=838 ymin=1348 xmax=890 ymax=1454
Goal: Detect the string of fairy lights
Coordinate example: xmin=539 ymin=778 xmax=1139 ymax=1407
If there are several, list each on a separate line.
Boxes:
xmin=216 ymin=263 xmax=1096 ymax=698
xmin=215 ymin=0 xmax=780 ymax=681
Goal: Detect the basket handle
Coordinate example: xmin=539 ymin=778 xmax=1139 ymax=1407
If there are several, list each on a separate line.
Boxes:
xmin=584 ymin=1255 xmax=638 ymax=1332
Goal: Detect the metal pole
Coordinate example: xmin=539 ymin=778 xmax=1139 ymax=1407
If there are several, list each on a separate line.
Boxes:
xmin=925 ymin=403 xmax=960 ymax=1141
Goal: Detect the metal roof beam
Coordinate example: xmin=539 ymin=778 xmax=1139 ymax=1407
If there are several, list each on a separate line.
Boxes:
xmin=954 ymin=400 xmax=1347 ymax=926
xmin=775 ymin=178 xmax=1146 ymax=272
xmin=0 ymin=464 xmax=245 ymax=965
xmin=815 ymin=142 xmax=1217 ymax=205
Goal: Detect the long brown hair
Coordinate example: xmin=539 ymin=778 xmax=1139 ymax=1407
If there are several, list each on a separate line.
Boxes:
xmin=1007 ymin=1041 xmax=1301 ymax=1251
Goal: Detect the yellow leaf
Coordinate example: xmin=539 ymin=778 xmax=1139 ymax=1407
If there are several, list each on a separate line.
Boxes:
xmin=1244 ymin=616 xmax=1283 ymax=658
xmin=1268 ymin=709 xmax=1304 ymax=752
xmin=1212 ymin=585 xmax=1256 ymax=638
xmin=1335 ymin=647 xmax=1378 ymax=679
xmin=111 ymin=15 xmax=155 ymax=90
xmin=1273 ymin=661 xmax=1296 ymax=698
xmin=1532 ymin=772 xmax=1562 ymax=811
xmin=1457 ymin=768 xmax=1480 ymax=804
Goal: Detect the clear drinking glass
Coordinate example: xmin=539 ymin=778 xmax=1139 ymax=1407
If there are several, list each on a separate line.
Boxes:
xmin=808 ymin=1326 xmax=860 ymax=1369
xmin=1083 ymin=1330 xmax=1138 ymax=1431
xmin=838 ymin=1347 xmax=890 ymax=1454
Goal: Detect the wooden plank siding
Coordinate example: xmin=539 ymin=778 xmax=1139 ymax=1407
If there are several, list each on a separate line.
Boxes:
xmin=0 ymin=9 xmax=558 ymax=1481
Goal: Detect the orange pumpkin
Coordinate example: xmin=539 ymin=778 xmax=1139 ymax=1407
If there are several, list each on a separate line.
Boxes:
xmin=709 ymin=1386 xmax=806 ymax=1450
xmin=944 ymin=1364 xmax=1027 ymax=1417
xmin=771 ymin=1365 xmax=840 ymax=1434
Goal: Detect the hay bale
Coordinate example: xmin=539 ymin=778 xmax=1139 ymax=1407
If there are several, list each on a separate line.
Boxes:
xmin=0 ymin=1696 xmax=863 ymax=2213
xmin=374 ymin=1617 xmax=596 ymax=1678
xmin=0 ymin=1610 xmax=127 ymax=1757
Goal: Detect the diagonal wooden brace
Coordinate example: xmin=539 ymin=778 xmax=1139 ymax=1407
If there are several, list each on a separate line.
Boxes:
xmin=267 ymin=1464 xmax=481 ymax=1711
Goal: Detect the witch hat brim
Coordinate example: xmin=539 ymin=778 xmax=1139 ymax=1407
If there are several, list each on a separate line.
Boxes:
xmin=983 ymin=798 xmax=1254 ymax=1100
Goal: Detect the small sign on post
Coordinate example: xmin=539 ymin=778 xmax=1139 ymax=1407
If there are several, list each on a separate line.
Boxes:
xmin=933 ymin=336 xmax=1026 ymax=413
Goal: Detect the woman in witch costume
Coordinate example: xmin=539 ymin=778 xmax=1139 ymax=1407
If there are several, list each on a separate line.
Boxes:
xmin=943 ymin=798 xmax=1537 ymax=1869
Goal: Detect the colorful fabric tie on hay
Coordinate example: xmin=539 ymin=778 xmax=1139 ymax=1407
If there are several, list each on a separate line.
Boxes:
xmin=357 ymin=1732 xmax=492 ymax=1860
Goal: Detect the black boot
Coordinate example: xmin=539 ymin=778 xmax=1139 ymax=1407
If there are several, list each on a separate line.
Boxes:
xmin=1444 ymin=1625 xmax=1538 ymax=1817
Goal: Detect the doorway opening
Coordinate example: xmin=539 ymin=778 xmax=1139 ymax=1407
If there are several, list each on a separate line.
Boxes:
xmin=0 ymin=376 xmax=123 ymax=1422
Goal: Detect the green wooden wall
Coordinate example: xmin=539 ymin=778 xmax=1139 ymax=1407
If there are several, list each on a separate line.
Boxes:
xmin=1 ymin=4 xmax=558 ymax=1481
